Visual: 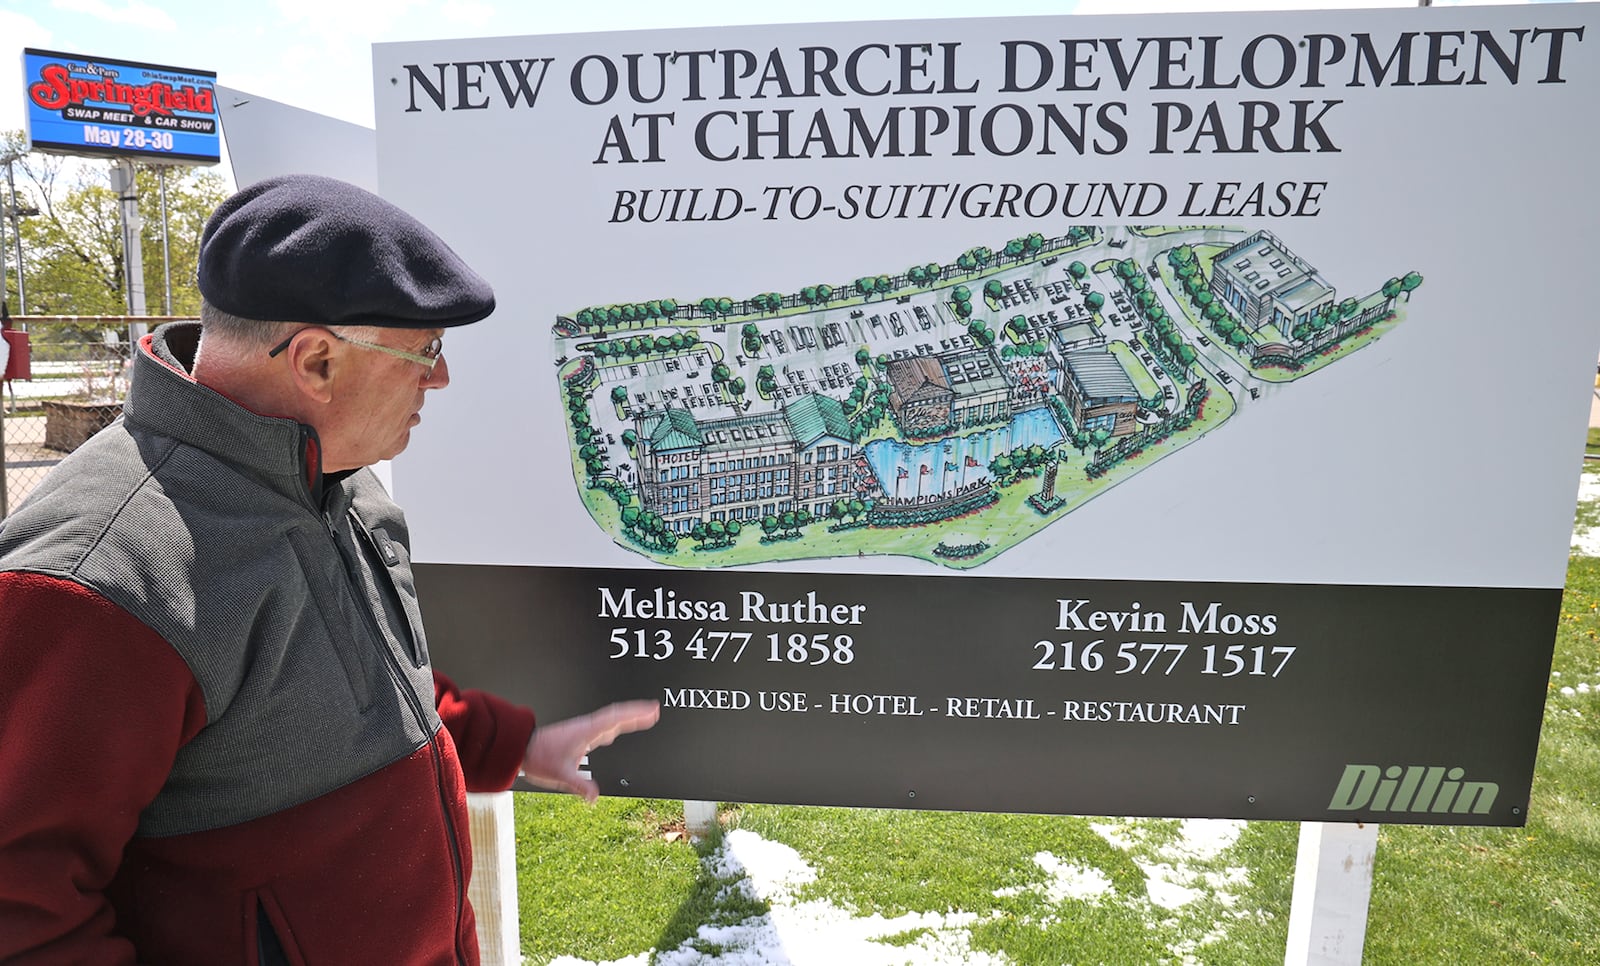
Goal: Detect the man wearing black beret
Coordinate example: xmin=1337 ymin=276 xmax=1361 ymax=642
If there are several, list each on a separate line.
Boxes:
xmin=0 ymin=173 xmax=658 ymax=964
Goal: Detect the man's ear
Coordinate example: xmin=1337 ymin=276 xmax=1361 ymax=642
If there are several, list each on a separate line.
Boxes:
xmin=284 ymin=329 xmax=338 ymax=404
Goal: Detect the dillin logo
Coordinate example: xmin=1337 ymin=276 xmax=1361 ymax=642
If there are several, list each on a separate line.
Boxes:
xmin=1327 ymin=764 xmax=1499 ymax=815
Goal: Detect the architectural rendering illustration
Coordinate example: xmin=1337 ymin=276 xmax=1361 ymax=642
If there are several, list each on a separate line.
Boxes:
xmin=552 ymin=226 xmax=1421 ymax=569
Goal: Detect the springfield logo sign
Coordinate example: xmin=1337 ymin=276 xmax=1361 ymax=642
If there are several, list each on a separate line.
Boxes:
xmin=1328 ymin=764 xmax=1499 ymax=816
xmin=22 ymin=49 xmax=220 ymax=165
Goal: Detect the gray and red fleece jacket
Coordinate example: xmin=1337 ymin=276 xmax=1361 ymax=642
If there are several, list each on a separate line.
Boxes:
xmin=0 ymin=322 xmax=536 ymax=965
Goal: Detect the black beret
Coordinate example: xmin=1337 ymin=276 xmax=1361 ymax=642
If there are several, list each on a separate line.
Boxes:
xmin=197 ymin=173 xmax=494 ymax=328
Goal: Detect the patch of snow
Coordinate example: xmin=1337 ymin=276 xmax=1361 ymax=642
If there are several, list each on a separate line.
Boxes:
xmin=1139 ymin=861 xmax=1203 ymax=909
xmin=1572 ymin=473 xmax=1600 ymax=556
xmin=1172 ymin=820 xmax=1244 ymax=861
xmin=994 ymin=851 xmax=1115 ymax=904
xmin=560 ymin=830 xmax=1008 ymax=966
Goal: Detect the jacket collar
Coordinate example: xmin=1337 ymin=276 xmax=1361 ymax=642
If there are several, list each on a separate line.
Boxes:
xmin=124 ymin=322 xmax=328 ymax=508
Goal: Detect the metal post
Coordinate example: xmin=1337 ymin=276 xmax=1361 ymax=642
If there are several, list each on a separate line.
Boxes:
xmin=4 ymin=160 xmax=24 ymax=314
xmin=158 ymin=166 xmax=172 ymax=316
xmin=110 ymin=160 xmax=148 ymax=346
xmin=0 ymin=165 xmax=9 ymax=314
xmin=0 ymin=383 xmax=9 ymax=517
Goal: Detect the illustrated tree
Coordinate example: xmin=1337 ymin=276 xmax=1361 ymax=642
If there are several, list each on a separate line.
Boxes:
xmin=1084 ymin=291 xmax=1105 ymax=312
xmin=742 ymin=323 xmax=763 ymax=356
xmin=1400 ymin=271 xmax=1424 ymax=300
xmin=712 ymin=362 xmax=731 ymax=383
xmin=1382 ymin=277 xmax=1403 ymax=306
xmin=1227 ymin=328 xmax=1251 ymax=349
xmin=855 ymin=346 xmax=871 ymax=367
xmin=1068 ymin=261 xmax=1087 ymax=281
xmin=831 ymin=499 xmax=850 ymax=522
xmin=761 ymin=515 xmax=780 ymax=538
xmin=984 ymin=279 xmax=1004 ymax=301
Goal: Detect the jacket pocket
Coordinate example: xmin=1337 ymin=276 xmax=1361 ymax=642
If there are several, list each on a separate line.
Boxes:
xmin=251 ymin=891 xmax=303 ymax=966
xmin=285 ymin=527 xmax=378 ymax=710
xmin=356 ymin=517 xmax=431 ymax=669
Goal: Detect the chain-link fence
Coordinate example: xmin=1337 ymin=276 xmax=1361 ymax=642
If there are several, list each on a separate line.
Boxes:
xmin=2 ymin=317 xmax=194 ymax=519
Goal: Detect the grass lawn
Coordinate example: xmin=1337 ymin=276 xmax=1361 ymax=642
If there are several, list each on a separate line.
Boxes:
xmin=512 ymin=474 xmax=1600 ymax=965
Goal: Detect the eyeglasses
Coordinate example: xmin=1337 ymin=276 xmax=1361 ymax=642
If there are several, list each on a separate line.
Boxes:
xmin=268 ymin=328 xmax=444 ymax=373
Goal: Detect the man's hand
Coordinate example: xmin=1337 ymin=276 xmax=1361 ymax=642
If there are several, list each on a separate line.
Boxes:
xmin=520 ymin=700 xmax=661 ymax=802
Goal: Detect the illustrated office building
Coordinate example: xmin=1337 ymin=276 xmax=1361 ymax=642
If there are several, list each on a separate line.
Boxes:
xmin=1209 ymin=229 xmax=1336 ymax=337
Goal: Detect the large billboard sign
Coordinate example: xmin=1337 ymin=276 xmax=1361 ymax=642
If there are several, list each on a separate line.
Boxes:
xmin=373 ymin=4 xmax=1600 ymax=825
xmin=22 ymin=48 xmax=220 ymax=165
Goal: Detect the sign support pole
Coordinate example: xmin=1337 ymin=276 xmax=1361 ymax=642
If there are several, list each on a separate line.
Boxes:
xmin=1284 ymin=821 xmax=1380 ymax=966
xmin=110 ymin=160 xmax=148 ymax=346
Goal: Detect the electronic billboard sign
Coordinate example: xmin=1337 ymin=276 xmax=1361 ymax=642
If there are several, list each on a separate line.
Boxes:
xmin=22 ymin=48 xmax=219 ymax=165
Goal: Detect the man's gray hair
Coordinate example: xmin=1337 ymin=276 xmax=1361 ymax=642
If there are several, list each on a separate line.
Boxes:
xmin=199 ymin=299 xmax=295 ymax=348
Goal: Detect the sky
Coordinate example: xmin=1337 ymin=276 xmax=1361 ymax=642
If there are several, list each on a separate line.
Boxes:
xmin=0 ymin=0 xmax=1547 ymax=138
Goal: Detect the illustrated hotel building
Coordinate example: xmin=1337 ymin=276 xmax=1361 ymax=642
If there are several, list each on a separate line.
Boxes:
xmin=1209 ymin=229 xmax=1336 ymax=336
xmin=634 ymin=394 xmax=860 ymax=534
